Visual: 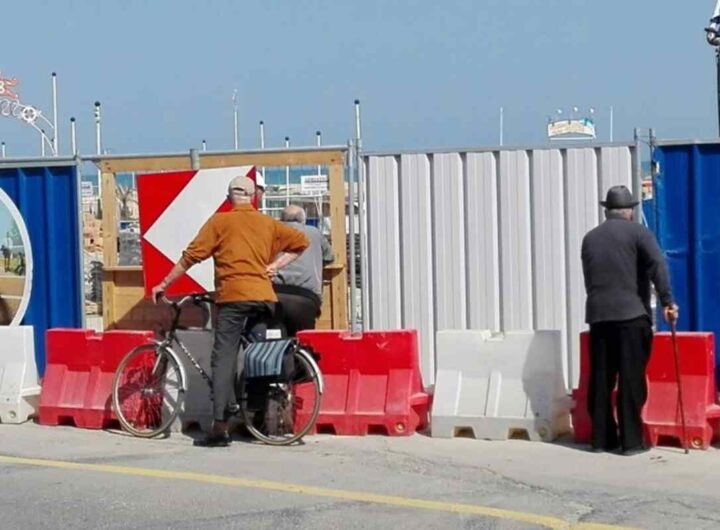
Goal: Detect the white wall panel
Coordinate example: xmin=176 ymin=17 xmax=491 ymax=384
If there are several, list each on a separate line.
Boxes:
xmin=465 ymin=153 xmax=501 ymax=332
xmin=399 ymin=154 xmax=435 ymax=387
xmin=598 ymin=147 xmax=634 ymax=219
xmin=498 ymin=151 xmax=533 ymax=331
xmin=531 ymin=149 xmax=568 ymax=381
xmin=564 ymin=148 xmax=600 ymax=388
xmin=366 ymin=156 xmax=402 ymax=329
xmin=432 ymin=153 xmax=467 ymax=330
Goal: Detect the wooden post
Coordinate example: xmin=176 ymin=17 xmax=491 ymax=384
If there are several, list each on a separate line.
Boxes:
xmin=328 ymin=162 xmax=348 ymax=329
xmin=101 ymin=171 xmax=118 ymax=328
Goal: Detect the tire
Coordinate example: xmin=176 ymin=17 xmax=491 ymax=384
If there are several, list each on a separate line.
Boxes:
xmin=240 ymin=347 xmax=322 ymax=445
xmin=112 ymin=343 xmax=185 ymax=438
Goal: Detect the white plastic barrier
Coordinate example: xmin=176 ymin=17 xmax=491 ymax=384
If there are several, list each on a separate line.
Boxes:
xmin=0 ymin=326 xmax=40 ymax=424
xmin=431 ymin=330 xmax=571 ymax=441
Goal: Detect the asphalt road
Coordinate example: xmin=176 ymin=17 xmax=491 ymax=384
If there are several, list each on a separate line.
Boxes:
xmin=1 ymin=423 xmax=720 ymax=530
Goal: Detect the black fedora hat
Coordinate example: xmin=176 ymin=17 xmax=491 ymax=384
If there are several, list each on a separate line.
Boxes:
xmin=600 ymin=185 xmax=639 ymax=209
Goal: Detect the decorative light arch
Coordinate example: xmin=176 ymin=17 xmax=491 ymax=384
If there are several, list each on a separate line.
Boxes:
xmin=0 ymin=71 xmax=57 ymax=156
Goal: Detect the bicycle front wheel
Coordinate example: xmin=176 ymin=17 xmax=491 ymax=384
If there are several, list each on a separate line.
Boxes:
xmin=240 ymin=347 xmax=322 ymax=446
xmin=112 ymin=343 xmax=185 ymax=438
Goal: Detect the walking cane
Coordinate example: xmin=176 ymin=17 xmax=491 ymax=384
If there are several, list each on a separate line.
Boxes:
xmin=670 ymin=319 xmax=690 ymax=454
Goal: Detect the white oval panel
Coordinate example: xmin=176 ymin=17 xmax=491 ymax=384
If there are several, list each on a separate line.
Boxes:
xmin=0 ymin=188 xmax=32 ymax=325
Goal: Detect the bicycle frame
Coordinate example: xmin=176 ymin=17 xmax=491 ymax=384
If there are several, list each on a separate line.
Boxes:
xmin=156 ymin=294 xmax=306 ymax=395
xmin=147 ymin=338 xmax=190 ymax=393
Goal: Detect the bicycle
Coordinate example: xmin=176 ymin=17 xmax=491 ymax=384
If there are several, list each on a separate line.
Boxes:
xmin=111 ymin=294 xmax=323 ymax=445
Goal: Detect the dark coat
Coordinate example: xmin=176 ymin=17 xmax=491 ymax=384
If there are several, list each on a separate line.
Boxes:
xmin=581 ymin=215 xmax=673 ymax=324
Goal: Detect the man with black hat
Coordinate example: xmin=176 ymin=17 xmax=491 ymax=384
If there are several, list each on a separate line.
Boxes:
xmin=581 ymin=185 xmax=678 ymax=456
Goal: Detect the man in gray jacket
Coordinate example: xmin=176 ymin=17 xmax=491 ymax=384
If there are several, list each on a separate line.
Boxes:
xmin=272 ymin=205 xmax=334 ymax=336
xmin=581 ymin=185 xmax=678 ymax=456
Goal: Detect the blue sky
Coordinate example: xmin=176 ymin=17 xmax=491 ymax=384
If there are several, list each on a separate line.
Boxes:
xmin=0 ymin=0 xmax=717 ymax=157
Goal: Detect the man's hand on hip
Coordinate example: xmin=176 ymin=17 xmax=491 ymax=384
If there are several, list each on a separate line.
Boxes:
xmin=266 ymin=264 xmax=279 ymax=278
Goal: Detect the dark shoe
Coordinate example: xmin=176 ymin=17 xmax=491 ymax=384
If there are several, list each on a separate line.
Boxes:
xmin=621 ymin=446 xmax=650 ymax=456
xmin=193 ymin=431 xmax=231 ymax=448
xmin=589 ymin=443 xmax=619 ymax=453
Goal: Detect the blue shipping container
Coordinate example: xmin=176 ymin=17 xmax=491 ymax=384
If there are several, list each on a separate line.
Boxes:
xmin=0 ymin=160 xmax=84 ymax=373
xmin=653 ymin=141 xmax=720 ymax=380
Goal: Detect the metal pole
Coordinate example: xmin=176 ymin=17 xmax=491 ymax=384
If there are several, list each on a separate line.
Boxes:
xmin=41 ymin=130 xmax=46 ymax=157
xmin=347 ymin=139 xmax=357 ymax=332
xmin=190 ymin=148 xmax=200 ymax=170
xmin=353 ymin=99 xmax=364 ymax=332
xmin=259 ymin=121 xmax=266 ymax=211
xmin=285 ymin=136 xmax=290 ymax=206
xmin=610 ymin=105 xmax=614 ymax=142
xmin=233 ymin=89 xmax=239 ymax=150
xmin=70 ymin=117 xmax=77 ymax=156
xmin=316 ymin=130 xmax=322 ymax=177
xmin=94 ymin=101 xmax=102 ymax=199
xmin=716 ymin=48 xmax=720 ymax=136
xmin=632 ymin=127 xmax=643 ymax=224
xmin=1 ymin=142 xmax=5 ymax=158
xmin=500 ymin=106 xmax=504 ymax=146
xmin=202 ymin=139 xmax=207 ymax=152
xmin=51 ymin=72 xmax=59 ymax=156
xmin=356 ymin=100 xmax=369 ymax=331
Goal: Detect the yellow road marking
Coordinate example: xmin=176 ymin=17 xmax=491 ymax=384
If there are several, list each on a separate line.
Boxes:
xmin=0 ymin=454 xmax=636 ymax=530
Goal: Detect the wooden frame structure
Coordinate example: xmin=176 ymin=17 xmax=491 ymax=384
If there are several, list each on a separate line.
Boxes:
xmin=93 ymin=147 xmax=348 ymax=332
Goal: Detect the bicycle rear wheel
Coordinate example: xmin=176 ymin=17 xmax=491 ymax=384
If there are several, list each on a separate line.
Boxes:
xmin=112 ymin=343 xmax=185 ymax=438
xmin=240 ymin=347 xmax=321 ymax=445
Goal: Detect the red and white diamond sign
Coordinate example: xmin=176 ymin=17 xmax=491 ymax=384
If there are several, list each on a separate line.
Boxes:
xmin=137 ymin=165 xmax=257 ymax=298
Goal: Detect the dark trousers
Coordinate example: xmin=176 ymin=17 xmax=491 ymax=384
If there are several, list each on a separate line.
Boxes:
xmin=212 ymin=302 xmax=270 ymax=422
xmin=276 ymin=292 xmax=320 ymax=337
xmin=588 ymin=317 xmax=653 ymax=451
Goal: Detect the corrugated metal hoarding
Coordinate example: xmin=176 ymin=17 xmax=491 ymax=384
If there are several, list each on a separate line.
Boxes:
xmin=653 ymin=141 xmax=720 ymax=380
xmin=364 ymin=144 xmax=639 ymax=390
xmin=0 ymin=160 xmax=84 ymax=372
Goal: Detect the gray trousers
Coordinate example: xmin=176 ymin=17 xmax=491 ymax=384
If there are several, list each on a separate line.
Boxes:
xmin=212 ymin=302 xmax=271 ymax=422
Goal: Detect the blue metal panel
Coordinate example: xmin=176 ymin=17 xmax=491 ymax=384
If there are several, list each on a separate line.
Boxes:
xmin=654 ymin=143 xmax=720 ymax=380
xmin=0 ymin=163 xmax=83 ymax=373
xmin=654 ymin=146 xmax=693 ymax=330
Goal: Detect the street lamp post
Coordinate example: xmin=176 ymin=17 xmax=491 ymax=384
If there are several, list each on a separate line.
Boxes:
xmin=705 ymin=2 xmax=720 ymax=134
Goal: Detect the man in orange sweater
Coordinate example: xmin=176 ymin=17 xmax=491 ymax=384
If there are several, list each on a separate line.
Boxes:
xmin=152 ymin=175 xmax=309 ymax=447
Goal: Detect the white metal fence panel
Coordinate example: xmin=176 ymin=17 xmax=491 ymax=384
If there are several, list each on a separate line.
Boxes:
xmin=364 ymin=144 xmax=638 ymax=390
xmin=465 ymin=152 xmax=501 ymax=332
xmin=531 ymin=149 xmax=567 ymax=331
xmin=366 ymin=156 xmax=402 ymax=329
xmin=399 ymin=154 xmax=435 ymax=386
xmin=498 ymin=151 xmax=533 ymax=331
xmin=432 ymin=153 xmax=467 ymax=331
xmin=564 ymin=149 xmax=600 ymax=388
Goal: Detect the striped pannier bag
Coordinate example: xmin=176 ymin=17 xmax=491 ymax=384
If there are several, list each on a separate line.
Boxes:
xmin=243 ymin=339 xmax=295 ymax=380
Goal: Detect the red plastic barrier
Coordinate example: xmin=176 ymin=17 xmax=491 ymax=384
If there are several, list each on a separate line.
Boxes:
xmin=573 ymin=331 xmax=720 ymax=449
xmin=296 ymin=330 xmax=429 ymax=436
xmin=570 ymin=333 xmax=593 ymax=444
xmin=644 ymin=333 xmax=720 ymax=450
xmin=39 ymin=329 xmax=154 ymax=429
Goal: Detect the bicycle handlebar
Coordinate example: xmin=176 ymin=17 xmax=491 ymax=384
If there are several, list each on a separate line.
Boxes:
xmin=157 ymin=293 xmax=214 ymax=334
xmin=158 ymin=293 xmax=214 ymax=307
